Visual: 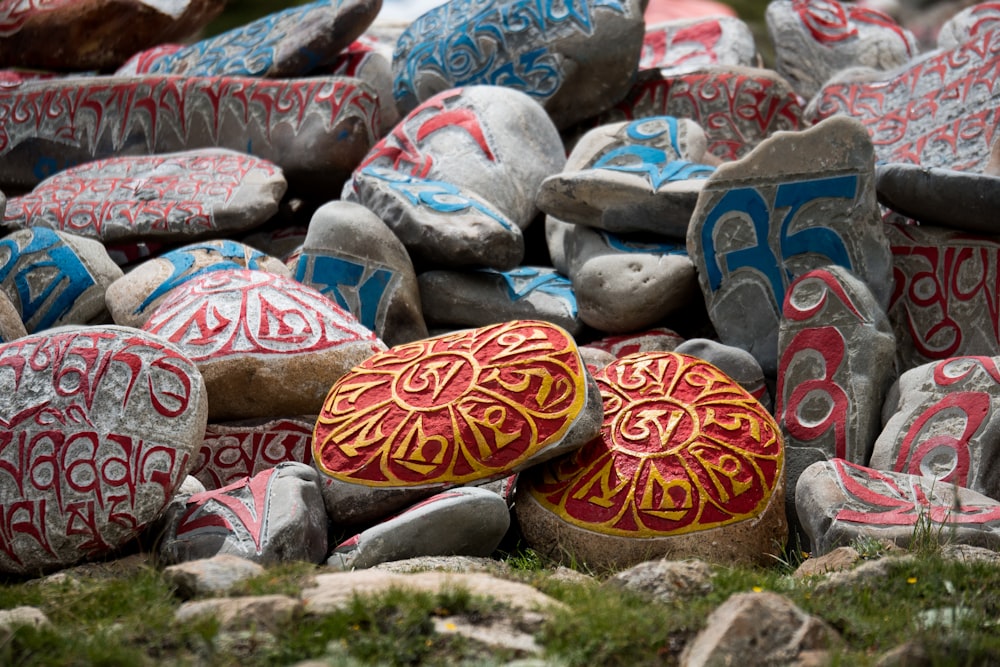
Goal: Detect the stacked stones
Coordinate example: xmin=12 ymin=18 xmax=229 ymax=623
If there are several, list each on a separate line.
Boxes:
xmin=3 ymin=0 xmax=1000 ymax=577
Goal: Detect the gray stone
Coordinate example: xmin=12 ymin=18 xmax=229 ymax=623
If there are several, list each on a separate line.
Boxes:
xmin=767 ymin=0 xmax=917 ymax=100
xmin=433 ymin=614 xmax=544 ymax=656
xmin=105 ymin=239 xmax=291 ymax=329
xmin=0 ymin=227 xmax=123 ymax=333
xmin=123 ymin=0 xmax=381 ymax=77
xmin=0 ymin=290 xmax=27 ymax=343
xmin=371 ymin=555 xmax=513 ymax=575
xmin=312 ymin=320 xmax=604 ymax=526
xmin=641 ymin=16 xmax=757 ymax=73
xmin=870 ymin=357 xmax=1000 ymax=499
xmin=348 ymin=85 xmax=565 ymax=231
xmin=675 ymin=338 xmax=771 ymax=411
xmin=4 ymin=150 xmax=286 ymax=244
xmin=886 ymin=223 xmax=1000 ymax=370
xmin=680 ymin=591 xmax=841 ymax=666
xmin=192 ymin=416 xmax=317 ymax=491
xmin=352 ymin=167 xmax=525 ymax=270
xmin=605 ymin=559 xmax=714 ymax=605
xmin=581 ymin=66 xmax=805 ymax=164
xmin=516 ymin=352 xmax=787 ymax=570
xmin=796 ymin=459 xmax=1000 ymax=556
xmin=0 ymin=606 xmax=50 ymax=635
xmin=418 ymin=267 xmax=582 ymax=336
xmin=0 ymin=0 xmax=224 ymax=71
xmin=581 ymin=327 xmax=685 ymax=359
xmin=392 ymin=0 xmax=647 ymax=129
xmin=792 ymin=546 xmax=861 ymax=578
xmin=0 ymin=76 xmax=379 ymax=195
xmin=327 ymin=35 xmax=401 ymax=137
xmin=937 ymin=3 xmax=1000 ymax=50
xmin=141 ymin=268 xmax=386 ymax=421
xmin=811 ymin=553 xmax=915 ymax=593
xmin=327 ymin=487 xmax=510 ymax=570
xmin=876 ymin=163 xmax=1000 ymax=233
xmin=158 ymin=462 xmax=328 ymax=566
xmin=686 ymin=115 xmax=892 ymax=376
xmin=807 ymin=30 xmax=1000 ymax=171
xmin=163 ymin=554 xmax=267 ymax=599
xmin=174 ymin=595 xmax=302 ymax=631
xmin=0 ymin=325 xmax=208 ymax=576
xmin=292 ymin=200 xmax=427 ymax=347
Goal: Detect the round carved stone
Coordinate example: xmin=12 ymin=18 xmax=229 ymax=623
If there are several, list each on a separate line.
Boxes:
xmin=313 ymin=319 xmax=592 ymax=489
xmin=517 ymin=351 xmax=786 ymax=568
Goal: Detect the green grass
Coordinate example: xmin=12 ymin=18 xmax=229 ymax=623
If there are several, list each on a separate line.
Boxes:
xmin=4 ymin=544 xmax=1000 ymax=666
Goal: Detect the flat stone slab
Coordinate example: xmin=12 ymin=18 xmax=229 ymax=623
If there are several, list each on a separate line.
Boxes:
xmin=105 ymin=239 xmax=291 ymax=329
xmin=0 ymin=75 xmax=379 ymax=194
xmin=938 ymin=3 xmax=1000 ymax=50
xmin=517 ymin=351 xmax=786 ymax=569
xmin=876 ymin=163 xmax=1000 ymax=233
xmin=870 ymin=356 xmax=1000 ymax=501
xmin=581 ymin=67 xmax=804 ymax=163
xmin=328 ymin=487 xmax=510 ymax=570
xmin=4 ymin=150 xmax=286 ymax=243
xmin=886 ymin=223 xmax=1000 ymax=370
xmin=686 ymin=115 xmax=891 ymax=376
xmin=142 ymin=268 xmax=386 ymax=421
xmin=159 ymin=462 xmax=328 ymax=566
xmin=129 ymin=0 xmax=380 ymax=77
xmin=796 ymin=459 xmax=1000 ymax=556
xmin=313 ymin=319 xmax=603 ymax=525
xmin=0 ymin=325 xmax=208 ymax=575
xmin=392 ymin=0 xmax=647 ymax=129
xmin=0 ymin=0 xmax=224 ymax=71
xmin=807 ymin=28 xmax=1000 ymax=171
xmin=641 ymin=16 xmax=757 ymax=73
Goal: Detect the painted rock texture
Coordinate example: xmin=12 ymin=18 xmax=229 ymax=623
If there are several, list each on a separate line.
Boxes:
xmin=0 ymin=326 xmax=209 ymax=575
xmin=876 ymin=164 xmax=1000 ymax=233
xmin=327 ymin=487 xmax=510 ymax=570
xmin=313 ymin=319 xmax=603 ymax=525
xmin=418 ymin=267 xmax=582 ymax=337
xmin=192 ymin=416 xmax=317 ymax=491
xmin=131 ymin=0 xmax=381 ymax=78
xmin=292 ymin=201 xmax=428 ymax=347
xmin=0 ymin=76 xmax=379 ymax=194
xmin=796 ymin=459 xmax=1000 ymax=556
xmin=328 ymin=36 xmax=400 ymax=135
xmin=392 ymin=0 xmax=647 ymax=129
xmin=807 ymin=28 xmax=1000 ymax=172
xmin=938 ymin=3 xmax=1000 ymax=50
xmin=687 ymin=115 xmax=891 ymax=376
xmin=766 ymin=0 xmax=916 ymax=100
xmin=158 ymin=462 xmax=328 ymax=565
xmin=886 ymin=223 xmax=1000 ymax=370
xmin=0 ymin=227 xmax=124 ymax=334
xmin=142 ymin=269 xmax=386 ymax=421
xmin=0 ymin=0 xmax=224 ymax=71
xmin=585 ymin=67 xmax=804 ymax=163
xmin=105 ymin=239 xmax=291 ymax=329
xmin=641 ymin=16 xmax=757 ymax=73
xmin=349 ymin=86 xmax=565 ymax=231
xmin=675 ymin=338 xmax=771 ymax=411
xmin=870 ymin=357 xmax=1000 ymax=501
xmin=517 ymin=352 xmax=786 ymax=569
xmin=4 ymin=150 xmax=287 ymax=243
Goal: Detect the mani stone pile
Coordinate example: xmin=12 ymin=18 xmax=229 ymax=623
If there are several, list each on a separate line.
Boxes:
xmin=2 ymin=0 xmax=1000 ymax=580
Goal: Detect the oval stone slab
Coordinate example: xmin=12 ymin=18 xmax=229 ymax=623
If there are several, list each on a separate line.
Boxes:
xmin=142 ymin=268 xmax=386 ymax=421
xmin=4 ymin=150 xmax=287 ymax=243
xmin=0 ymin=325 xmax=209 ymax=575
xmin=516 ymin=351 xmax=786 ymax=569
xmin=105 ymin=239 xmax=292 ymax=329
xmin=313 ymin=319 xmax=604 ymax=523
xmin=392 ymin=0 xmax=647 ymax=129
xmin=0 ymin=76 xmax=379 ymax=195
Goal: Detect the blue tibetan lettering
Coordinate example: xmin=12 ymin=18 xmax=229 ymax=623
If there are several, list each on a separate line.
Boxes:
xmin=295 ymin=254 xmax=394 ymax=332
xmin=484 ymin=266 xmax=577 ymax=317
xmin=601 ymin=232 xmax=688 ymax=255
xmin=776 ymin=175 xmax=856 ymax=276
xmin=0 ymin=228 xmax=95 ymax=332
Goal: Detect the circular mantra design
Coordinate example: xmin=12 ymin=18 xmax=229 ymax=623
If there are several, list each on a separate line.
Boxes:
xmin=313 ymin=320 xmax=587 ymax=486
xmin=526 ymin=352 xmax=782 ymax=538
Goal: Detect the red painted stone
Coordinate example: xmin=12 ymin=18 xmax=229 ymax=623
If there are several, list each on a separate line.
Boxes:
xmin=525 ymin=352 xmax=782 ymax=537
xmin=313 ymin=319 xmax=588 ymax=487
xmin=193 ymin=417 xmax=316 ymax=490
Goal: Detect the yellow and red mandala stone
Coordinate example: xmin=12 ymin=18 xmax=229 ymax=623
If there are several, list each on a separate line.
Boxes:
xmin=313 ymin=320 xmax=587 ymax=487
xmin=525 ymin=352 xmax=783 ymax=538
